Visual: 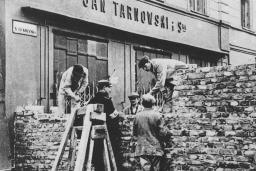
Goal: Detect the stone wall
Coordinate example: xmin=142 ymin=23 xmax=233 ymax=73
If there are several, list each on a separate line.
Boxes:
xmin=14 ymin=106 xmax=67 ymax=170
xmin=120 ymin=64 xmax=256 ymax=171
xmin=14 ymin=64 xmax=256 ymax=170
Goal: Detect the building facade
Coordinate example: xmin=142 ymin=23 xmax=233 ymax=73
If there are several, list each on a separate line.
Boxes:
xmin=0 ymin=0 xmax=255 ymax=169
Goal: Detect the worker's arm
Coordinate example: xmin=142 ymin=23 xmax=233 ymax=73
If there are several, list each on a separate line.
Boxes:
xmin=60 ymin=70 xmax=80 ymax=101
xmin=149 ymin=64 xmax=167 ymax=95
xmin=77 ymin=67 xmax=89 ymax=94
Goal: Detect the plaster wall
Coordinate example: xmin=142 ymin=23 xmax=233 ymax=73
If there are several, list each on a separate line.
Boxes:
xmin=164 ymin=0 xmax=219 ymax=20
xmin=229 ymin=51 xmax=255 ymax=66
xmin=5 ymin=0 xmax=42 ymax=117
xmin=229 ymin=29 xmax=256 ymax=51
xmin=0 ymin=0 xmax=11 ymax=170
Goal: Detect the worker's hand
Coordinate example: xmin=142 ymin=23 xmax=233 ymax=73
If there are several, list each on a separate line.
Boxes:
xmin=118 ymin=112 xmax=126 ymax=121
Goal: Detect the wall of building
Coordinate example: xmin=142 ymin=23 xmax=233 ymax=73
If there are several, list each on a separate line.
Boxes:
xmin=5 ymin=0 xmax=43 ymax=117
xmin=164 ymin=0 xmax=220 ymax=20
xmin=163 ymin=0 xmax=256 ymax=66
xmin=222 ymin=0 xmax=256 ymax=65
xmin=229 ymin=51 xmax=255 ymax=66
xmin=0 ymin=0 xmax=12 ymax=170
xmin=14 ymin=63 xmax=256 ymax=170
xmin=0 ymin=0 xmax=6 ymax=119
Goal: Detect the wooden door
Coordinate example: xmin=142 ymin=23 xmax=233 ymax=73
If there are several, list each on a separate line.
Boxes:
xmin=108 ymin=41 xmax=133 ymax=110
xmin=53 ymin=33 xmax=108 ymax=106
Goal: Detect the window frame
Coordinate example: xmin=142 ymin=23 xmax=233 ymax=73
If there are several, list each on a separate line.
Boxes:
xmin=189 ymin=0 xmax=207 ymax=16
xmin=241 ymin=0 xmax=253 ymax=30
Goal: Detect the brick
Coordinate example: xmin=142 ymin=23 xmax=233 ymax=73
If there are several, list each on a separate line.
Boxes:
xmin=187 ymin=73 xmax=205 ymax=79
xmin=215 ymin=83 xmax=226 ymax=89
xmin=249 ymin=75 xmax=256 ymax=81
xmin=196 ymin=85 xmax=207 ymax=90
xmin=206 ymin=107 xmax=218 ymax=112
xmin=205 ymin=72 xmax=217 ymax=78
xmin=224 ymin=71 xmax=233 ymax=76
xmin=239 ymin=76 xmax=249 ymax=81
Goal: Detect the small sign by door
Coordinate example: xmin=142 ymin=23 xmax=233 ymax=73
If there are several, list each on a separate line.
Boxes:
xmin=12 ymin=20 xmax=37 ymax=37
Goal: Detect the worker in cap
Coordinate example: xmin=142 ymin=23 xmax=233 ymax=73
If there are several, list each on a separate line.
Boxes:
xmin=97 ymin=79 xmax=112 ymax=90
xmin=138 ymin=55 xmax=188 ymax=113
xmin=89 ymin=79 xmax=125 ymax=170
xmin=58 ymin=64 xmax=88 ymax=116
xmin=133 ymin=93 xmax=172 ymax=171
xmin=123 ymin=92 xmax=144 ymax=115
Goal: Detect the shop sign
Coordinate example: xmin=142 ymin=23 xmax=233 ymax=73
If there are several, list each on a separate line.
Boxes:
xmin=27 ymin=0 xmax=224 ymax=52
xmin=12 ymin=20 xmax=37 ymax=37
xmin=82 ymin=0 xmax=187 ymax=33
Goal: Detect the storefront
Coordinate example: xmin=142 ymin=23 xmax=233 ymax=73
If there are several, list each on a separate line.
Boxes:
xmin=1 ymin=0 xmax=229 ymax=115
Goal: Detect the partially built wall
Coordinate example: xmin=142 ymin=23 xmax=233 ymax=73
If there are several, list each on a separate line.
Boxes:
xmin=14 ymin=64 xmax=256 ymax=170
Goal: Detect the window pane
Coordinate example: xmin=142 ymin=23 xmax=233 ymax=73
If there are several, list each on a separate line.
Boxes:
xmin=190 ymin=0 xmax=195 ymax=11
xmin=96 ymin=42 xmax=108 ymax=57
xmin=241 ymin=0 xmax=251 ymax=28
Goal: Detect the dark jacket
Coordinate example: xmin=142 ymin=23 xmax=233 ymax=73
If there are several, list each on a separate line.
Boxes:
xmin=133 ymin=108 xmax=169 ymax=157
xmin=89 ymin=91 xmax=120 ymax=136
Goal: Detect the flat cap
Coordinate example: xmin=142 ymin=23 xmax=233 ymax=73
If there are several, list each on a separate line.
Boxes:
xmin=128 ymin=92 xmax=140 ymax=99
xmin=98 ymin=80 xmax=112 ymax=88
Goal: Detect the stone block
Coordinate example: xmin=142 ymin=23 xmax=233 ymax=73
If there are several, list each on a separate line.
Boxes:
xmin=249 ymin=75 xmax=256 ymax=81
xmin=205 ymin=72 xmax=217 ymax=78
xmin=230 ymin=101 xmax=238 ymax=106
xmin=188 ymin=73 xmax=205 ymax=79
xmin=224 ymin=71 xmax=233 ymax=76
xmin=207 ymin=107 xmax=218 ymax=112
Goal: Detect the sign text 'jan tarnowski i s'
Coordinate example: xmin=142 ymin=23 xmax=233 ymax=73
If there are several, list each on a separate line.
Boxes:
xmin=82 ymin=0 xmax=187 ymax=33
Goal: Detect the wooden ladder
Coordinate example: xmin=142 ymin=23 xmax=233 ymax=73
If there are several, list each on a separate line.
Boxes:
xmin=51 ymin=104 xmax=117 ymax=171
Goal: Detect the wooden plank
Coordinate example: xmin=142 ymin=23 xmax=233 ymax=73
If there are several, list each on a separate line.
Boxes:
xmin=74 ymin=105 xmax=93 ymax=171
xmin=69 ymin=128 xmax=77 ymax=171
xmin=67 ymin=128 xmax=75 ymax=168
xmin=105 ymin=126 xmax=117 ymax=171
xmin=103 ymin=139 xmax=111 ymax=171
xmin=86 ymin=130 xmax=95 ymax=170
xmin=51 ymin=110 xmax=77 ymax=171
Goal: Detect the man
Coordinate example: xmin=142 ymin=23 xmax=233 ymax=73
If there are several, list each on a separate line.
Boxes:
xmin=133 ymin=94 xmax=171 ymax=171
xmin=58 ymin=64 xmax=88 ymax=115
xmin=89 ymin=80 xmax=125 ymax=170
xmin=123 ymin=92 xmax=144 ymax=115
xmin=138 ymin=55 xmax=188 ymax=113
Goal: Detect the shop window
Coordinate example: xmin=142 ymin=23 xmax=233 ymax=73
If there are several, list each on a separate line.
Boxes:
xmin=189 ymin=0 xmax=207 ymax=15
xmin=241 ymin=0 xmax=252 ymax=29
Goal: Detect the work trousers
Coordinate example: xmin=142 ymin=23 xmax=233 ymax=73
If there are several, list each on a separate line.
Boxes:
xmin=161 ymin=80 xmax=175 ymax=113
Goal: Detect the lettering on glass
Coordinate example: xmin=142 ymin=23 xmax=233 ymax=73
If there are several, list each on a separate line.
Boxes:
xmin=13 ymin=21 xmax=37 ymax=37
